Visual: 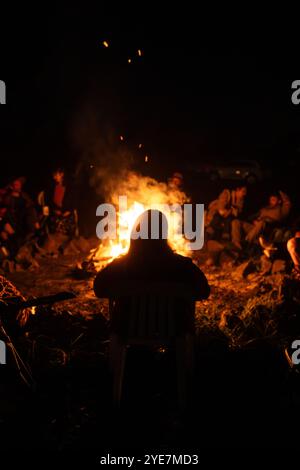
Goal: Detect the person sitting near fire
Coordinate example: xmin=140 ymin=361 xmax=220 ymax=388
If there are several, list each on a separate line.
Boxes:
xmin=94 ymin=210 xmax=210 ymax=407
xmin=3 ymin=177 xmax=40 ymax=246
xmin=94 ymin=209 xmax=210 ymax=302
xmin=168 ymin=172 xmax=184 ymax=191
xmin=231 ymin=190 xmax=291 ymax=250
xmin=0 ymin=203 xmax=16 ymax=260
xmin=287 ymin=226 xmax=300 ymax=274
xmin=42 ymin=168 xmax=77 ymax=240
xmin=206 ymin=185 xmax=247 ymax=249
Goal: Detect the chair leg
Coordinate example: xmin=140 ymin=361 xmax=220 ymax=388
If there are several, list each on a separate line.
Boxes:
xmin=176 ymin=338 xmax=187 ymax=410
xmin=176 ymin=335 xmax=195 ymax=410
xmin=110 ymin=335 xmax=127 ymax=407
xmin=185 ymin=334 xmax=195 ymax=378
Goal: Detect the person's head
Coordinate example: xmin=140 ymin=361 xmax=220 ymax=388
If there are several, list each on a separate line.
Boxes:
xmin=235 ymin=185 xmax=247 ymax=198
xmin=169 ymin=172 xmax=183 ymax=189
xmin=128 ymin=209 xmax=172 ymax=258
xmin=53 ymin=168 xmax=65 ymax=184
xmin=269 ymin=192 xmax=281 ymax=207
xmin=11 ymin=177 xmax=25 ymax=194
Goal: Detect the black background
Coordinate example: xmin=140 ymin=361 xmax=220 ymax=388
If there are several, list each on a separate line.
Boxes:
xmin=1 ymin=6 xmax=299 ymax=178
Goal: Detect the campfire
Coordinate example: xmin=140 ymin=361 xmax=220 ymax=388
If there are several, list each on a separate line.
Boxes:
xmin=88 ymin=171 xmax=192 ymax=271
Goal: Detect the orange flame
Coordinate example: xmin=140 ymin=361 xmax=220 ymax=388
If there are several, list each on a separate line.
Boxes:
xmin=91 ymin=172 xmax=191 ymax=271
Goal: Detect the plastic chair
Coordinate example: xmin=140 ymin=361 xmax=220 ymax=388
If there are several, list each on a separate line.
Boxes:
xmin=107 ymin=281 xmax=196 ymax=409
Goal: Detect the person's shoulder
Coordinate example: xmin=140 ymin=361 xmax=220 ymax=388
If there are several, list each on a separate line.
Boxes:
xmin=219 ymin=188 xmax=230 ymax=195
xmin=96 ymin=254 xmax=127 ymax=275
xmin=172 ymin=253 xmax=197 ymax=268
xmin=173 ymin=252 xmax=190 ymax=260
xmin=173 ymin=253 xmax=207 ymax=273
xmin=94 ymin=254 xmax=129 ymax=296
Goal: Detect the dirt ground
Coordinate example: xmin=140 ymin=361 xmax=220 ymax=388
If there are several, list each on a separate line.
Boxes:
xmin=1 ymin=251 xmax=300 ymax=454
xmin=5 ymin=252 xmax=260 ymax=321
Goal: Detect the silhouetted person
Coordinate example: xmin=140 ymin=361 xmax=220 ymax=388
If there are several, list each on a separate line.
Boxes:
xmin=207 ymin=185 xmax=247 ymax=249
xmin=43 ymin=168 xmax=77 ymax=241
xmin=95 ymin=210 xmax=209 ymax=408
xmin=232 ymin=190 xmax=291 ymax=246
xmin=287 ymin=227 xmax=300 ymax=273
xmin=44 ymin=168 xmax=74 ymax=218
xmin=0 ymin=204 xmax=15 ymax=258
xmin=3 ymin=177 xmax=39 ymax=241
xmin=94 ymin=210 xmax=210 ymax=302
xmin=168 ymin=172 xmax=184 ymax=191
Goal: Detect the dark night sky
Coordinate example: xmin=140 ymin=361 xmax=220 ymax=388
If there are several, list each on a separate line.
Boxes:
xmin=1 ymin=6 xmax=300 ymax=189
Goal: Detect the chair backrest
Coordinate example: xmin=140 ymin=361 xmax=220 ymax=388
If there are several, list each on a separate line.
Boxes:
xmin=109 ymin=281 xmax=196 ymax=342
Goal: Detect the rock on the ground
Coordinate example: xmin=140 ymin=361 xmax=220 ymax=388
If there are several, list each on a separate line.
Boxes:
xmin=231 ymin=260 xmax=256 ymax=280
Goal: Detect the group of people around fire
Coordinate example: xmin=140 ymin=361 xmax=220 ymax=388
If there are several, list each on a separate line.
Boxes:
xmin=0 ymin=168 xmax=76 ymax=266
xmin=0 ymin=167 xmax=300 ymax=274
xmin=205 ymin=184 xmax=300 ymax=272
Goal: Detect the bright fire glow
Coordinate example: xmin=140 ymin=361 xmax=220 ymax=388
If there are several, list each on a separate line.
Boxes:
xmin=90 ymin=172 xmax=192 ymax=271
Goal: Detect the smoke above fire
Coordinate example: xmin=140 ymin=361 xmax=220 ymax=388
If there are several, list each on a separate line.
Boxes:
xmin=70 ymin=105 xmax=192 ymax=269
xmin=70 ymin=104 xmax=188 ymax=206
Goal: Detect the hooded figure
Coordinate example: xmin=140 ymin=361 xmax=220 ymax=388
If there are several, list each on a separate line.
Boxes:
xmin=94 ymin=209 xmax=210 ymax=301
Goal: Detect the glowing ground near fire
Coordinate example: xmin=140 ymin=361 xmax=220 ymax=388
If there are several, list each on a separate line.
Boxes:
xmin=6 ymin=248 xmax=294 ymax=348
